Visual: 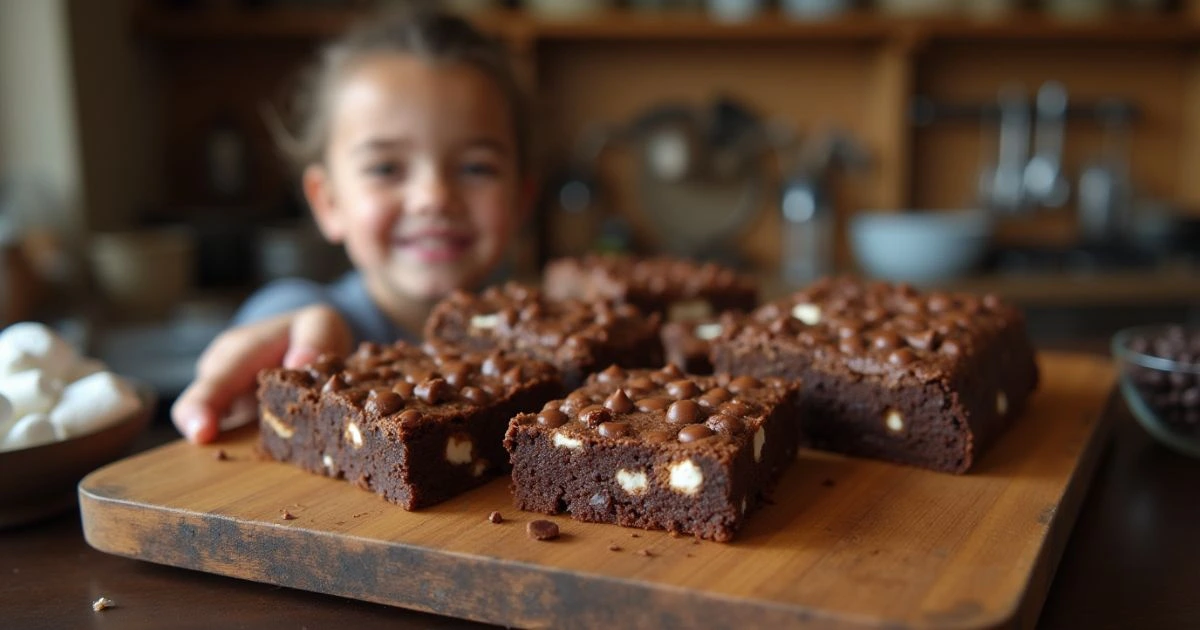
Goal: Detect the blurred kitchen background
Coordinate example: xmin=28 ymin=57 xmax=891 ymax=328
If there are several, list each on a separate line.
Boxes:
xmin=2 ymin=0 xmax=1199 ymax=403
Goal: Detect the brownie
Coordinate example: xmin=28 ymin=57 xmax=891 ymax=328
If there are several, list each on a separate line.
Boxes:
xmin=424 ymin=282 xmax=663 ymax=387
xmin=709 ymin=276 xmax=1039 ymax=474
xmin=543 ymin=254 xmax=758 ymax=322
xmin=660 ymin=318 xmax=728 ymax=374
xmin=504 ymin=364 xmax=801 ymax=542
xmin=257 ymin=341 xmax=562 ymax=510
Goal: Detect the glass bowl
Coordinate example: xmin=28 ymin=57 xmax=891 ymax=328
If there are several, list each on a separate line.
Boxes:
xmin=1112 ymin=324 xmax=1200 ymax=458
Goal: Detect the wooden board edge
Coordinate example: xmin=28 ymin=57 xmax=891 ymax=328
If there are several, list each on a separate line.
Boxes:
xmin=80 ymin=482 xmax=872 ymax=629
xmin=1006 ymin=389 xmax=1119 ymax=630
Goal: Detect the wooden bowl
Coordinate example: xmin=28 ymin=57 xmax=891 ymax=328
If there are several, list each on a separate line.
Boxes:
xmin=0 ymin=383 xmax=155 ymax=528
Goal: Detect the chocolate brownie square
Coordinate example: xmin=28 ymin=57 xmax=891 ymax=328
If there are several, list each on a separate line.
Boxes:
xmin=661 ymin=318 xmax=728 ymax=374
xmin=710 ymin=277 xmax=1039 ymax=474
xmin=424 ymin=282 xmax=663 ymax=387
xmin=258 ymin=341 xmax=562 ymax=510
xmin=543 ymin=255 xmax=758 ymax=322
xmin=504 ymin=364 xmax=800 ymax=542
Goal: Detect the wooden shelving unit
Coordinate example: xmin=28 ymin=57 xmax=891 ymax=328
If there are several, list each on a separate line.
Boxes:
xmin=132 ymin=4 xmax=1200 ymax=275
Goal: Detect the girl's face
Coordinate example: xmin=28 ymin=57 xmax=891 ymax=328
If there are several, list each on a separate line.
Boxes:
xmin=306 ymin=54 xmax=523 ymax=308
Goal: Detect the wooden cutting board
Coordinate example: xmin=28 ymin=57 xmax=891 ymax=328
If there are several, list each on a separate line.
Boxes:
xmin=80 ymin=352 xmax=1114 ymax=629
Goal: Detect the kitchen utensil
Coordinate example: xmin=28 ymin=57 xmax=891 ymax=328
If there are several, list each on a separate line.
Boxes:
xmin=1077 ymin=99 xmax=1133 ymax=245
xmin=850 ymin=208 xmax=992 ymax=284
xmin=778 ymin=128 xmax=871 ymax=286
xmin=979 ymin=85 xmax=1030 ymax=215
xmin=1023 ymin=81 xmax=1071 ymax=209
xmin=632 ymin=97 xmax=767 ymax=259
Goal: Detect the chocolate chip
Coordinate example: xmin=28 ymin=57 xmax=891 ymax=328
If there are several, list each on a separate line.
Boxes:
xmin=537 ymin=409 xmax=568 ymax=428
xmin=392 ymin=381 xmax=414 ymax=397
xmin=604 ymin=389 xmax=635 ymax=413
xmin=488 ymin=511 xmax=503 ymax=524
xmin=607 ymin=544 xmax=623 ymax=552
xmin=888 ymin=349 xmax=917 ymax=366
xmin=578 ymin=405 xmax=612 ymax=427
xmin=927 ymin=293 xmax=953 ymax=312
xmin=839 ymin=337 xmax=866 ymax=354
xmin=660 ymin=364 xmax=685 ymax=380
xmin=636 ymin=397 xmax=672 ymax=412
xmin=365 ymin=390 xmax=404 ymax=416
xmin=719 ymin=399 xmax=755 ymax=416
xmin=502 ymin=366 xmax=525 ymax=386
xmin=213 ymin=449 xmax=228 ymax=461
xmin=905 ymin=329 xmax=939 ymax=351
xmin=526 ymin=520 xmax=560 ymax=541
xmin=667 ymin=400 xmax=702 ymax=425
xmin=597 ymin=365 xmax=625 ymax=383
xmin=678 ymin=424 xmax=716 ymax=443
xmin=397 ymin=409 xmax=423 ymax=425
xmin=727 ymin=375 xmax=761 ymax=393
xmin=872 ymin=331 xmax=902 ymax=350
xmin=280 ymin=509 xmax=297 ymax=520
xmin=482 ymin=352 xmax=508 ymax=377
xmin=598 ymin=421 xmax=631 ymax=438
xmin=461 ymin=386 xmax=491 ymax=404
xmin=705 ymin=413 xmax=743 ymax=435
xmin=643 ymin=430 xmax=675 ymax=443
xmin=441 ymin=361 xmax=471 ymax=387
xmin=940 ymin=340 xmax=962 ymax=356
xmin=322 ymin=375 xmax=345 ymax=394
xmin=666 ymin=379 xmax=700 ymax=399
xmin=414 ymin=378 xmax=451 ymax=404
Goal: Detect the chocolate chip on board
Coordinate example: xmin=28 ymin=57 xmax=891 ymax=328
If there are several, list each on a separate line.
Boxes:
xmin=526 ymin=519 xmax=560 ymax=541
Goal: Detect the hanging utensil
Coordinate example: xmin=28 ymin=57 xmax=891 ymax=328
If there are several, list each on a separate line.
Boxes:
xmin=978 ymin=85 xmax=1030 ymax=215
xmin=1023 ymin=81 xmax=1071 ymax=209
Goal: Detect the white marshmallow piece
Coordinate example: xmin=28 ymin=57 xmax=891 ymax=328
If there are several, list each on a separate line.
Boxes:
xmin=0 ymin=370 xmax=62 ymax=419
xmin=0 ymin=393 xmax=13 ymax=438
xmin=1 ymin=413 xmax=57 ymax=452
xmin=0 ymin=322 xmax=79 ymax=380
xmin=49 ymin=371 xmax=141 ymax=439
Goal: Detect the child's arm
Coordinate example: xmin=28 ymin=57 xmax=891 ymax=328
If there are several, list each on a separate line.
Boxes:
xmin=171 ymin=304 xmax=351 ymax=444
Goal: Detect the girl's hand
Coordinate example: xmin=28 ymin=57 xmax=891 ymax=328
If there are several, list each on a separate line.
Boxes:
xmin=171 ymin=305 xmax=351 ymax=444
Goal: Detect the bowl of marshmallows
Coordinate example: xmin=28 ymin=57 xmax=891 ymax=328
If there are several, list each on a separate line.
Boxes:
xmin=0 ymin=322 xmax=153 ymax=527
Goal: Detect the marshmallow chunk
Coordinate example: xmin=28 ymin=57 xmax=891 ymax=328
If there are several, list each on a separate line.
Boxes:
xmin=0 ymin=371 xmax=62 ymax=419
xmin=1 ymin=413 xmax=57 ymax=452
xmin=0 ymin=393 xmax=13 ymax=437
xmin=0 ymin=322 xmax=79 ymax=380
xmin=49 ymin=372 xmax=141 ymax=439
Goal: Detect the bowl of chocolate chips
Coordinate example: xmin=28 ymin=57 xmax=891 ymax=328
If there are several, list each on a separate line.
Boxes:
xmin=1112 ymin=324 xmax=1200 ymax=458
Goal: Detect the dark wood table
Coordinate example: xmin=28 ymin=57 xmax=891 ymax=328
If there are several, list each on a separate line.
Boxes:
xmin=4 ymin=350 xmax=1199 ymax=629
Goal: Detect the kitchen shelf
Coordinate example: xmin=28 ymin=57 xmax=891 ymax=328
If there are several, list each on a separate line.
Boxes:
xmin=134 ymin=7 xmax=1200 ymax=46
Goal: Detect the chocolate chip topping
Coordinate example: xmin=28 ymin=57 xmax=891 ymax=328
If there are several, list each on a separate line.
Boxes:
xmin=537 ymin=409 xmax=568 ymax=428
xmin=666 ymin=379 xmax=700 ymax=399
xmin=605 ymin=389 xmax=635 ymax=413
xmin=636 ymin=397 xmax=672 ymax=412
xmin=678 ymin=424 xmax=716 ymax=442
xmin=414 ymin=378 xmax=451 ymax=404
xmin=578 ymin=404 xmax=613 ymax=427
xmin=717 ymin=276 xmax=1023 ymax=383
xmin=667 ymin=400 xmax=702 ymax=425
xmin=365 ymin=390 xmax=404 ymax=416
xmin=598 ymin=421 xmax=631 ymax=438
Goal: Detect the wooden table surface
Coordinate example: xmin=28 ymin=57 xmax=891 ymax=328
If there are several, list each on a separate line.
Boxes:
xmin=4 ymin=347 xmax=1200 ymax=629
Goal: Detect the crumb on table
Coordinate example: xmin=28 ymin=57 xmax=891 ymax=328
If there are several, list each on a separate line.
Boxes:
xmin=92 ymin=597 xmax=115 ymax=612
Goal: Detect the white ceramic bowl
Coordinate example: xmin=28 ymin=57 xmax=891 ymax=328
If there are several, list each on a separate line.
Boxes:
xmin=849 ymin=209 xmax=992 ymax=284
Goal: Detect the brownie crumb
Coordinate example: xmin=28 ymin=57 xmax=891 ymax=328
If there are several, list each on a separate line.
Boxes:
xmin=526 ymin=520 xmax=559 ymax=541
xmin=669 ymin=531 xmax=682 ymax=538
xmin=607 ymin=544 xmax=623 ymax=552
xmin=487 ymin=511 xmax=504 ymax=524
xmin=636 ymin=549 xmax=655 ymax=557
xmin=352 ymin=512 xmax=369 ymax=519
xmin=821 ymin=478 xmax=836 ymax=488
xmin=280 ymin=509 xmax=297 ymax=521
xmin=630 ymin=533 xmax=640 ymax=538
xmin=213 ymin=449 xmax=228 ymax=461
xmin=686 ymin=553 xmax=695 ymax=558
xmin=92 ymin=597 xmax=115 ymax=612
xmin=691 ymin=539 xmax=701 ymax=545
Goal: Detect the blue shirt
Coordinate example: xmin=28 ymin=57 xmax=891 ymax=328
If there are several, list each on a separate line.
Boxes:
xmin=232 ymin=272 xmax=414 ymax=345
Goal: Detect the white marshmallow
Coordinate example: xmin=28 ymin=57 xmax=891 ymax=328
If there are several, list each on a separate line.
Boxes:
xmin=65 ymin=357 xmax=108 ymax=383
xmin=0 ymin=322 xmax=79 ymax=380
xmin=0 ymin=393 xmax=13 ymax=438
xmin=0 ymin=370 xmax=62 ymax=418
xmin=0 ymin=345 xmax=39 ymax=378
xmin=1 ymin=413 xmax=57 ymax=452
xmin=49 ymin=371 xmax=140 ymax=439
